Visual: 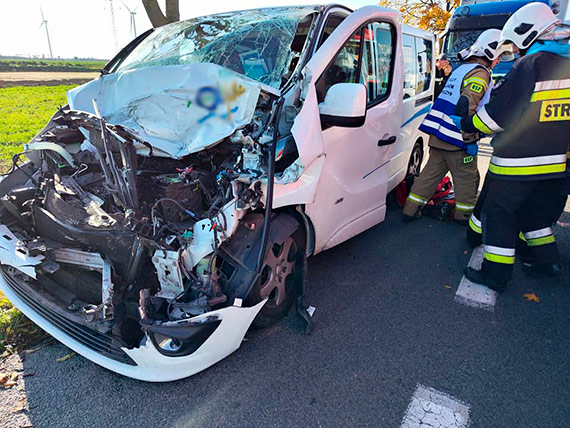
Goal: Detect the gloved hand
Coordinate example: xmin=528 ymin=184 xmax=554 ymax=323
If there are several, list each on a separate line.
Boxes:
xmin=450 ymin=115 xmax=463 ymax=131
xmin=465 ymin=143 xmax=478 ymax=156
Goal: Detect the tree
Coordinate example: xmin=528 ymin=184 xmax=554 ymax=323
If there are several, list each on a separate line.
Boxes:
xmin=142 ymin=0 xmax=180 ymax=28
xmin=380 ymin=0 xmax=460 ymax=33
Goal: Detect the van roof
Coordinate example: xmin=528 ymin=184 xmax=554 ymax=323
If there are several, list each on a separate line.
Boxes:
xmin=402 ymin=25 xmax=435 ymax=39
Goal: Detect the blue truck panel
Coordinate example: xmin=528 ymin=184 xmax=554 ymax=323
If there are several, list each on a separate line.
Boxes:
xmin=443 ymin=0 xmax=551 ymax=78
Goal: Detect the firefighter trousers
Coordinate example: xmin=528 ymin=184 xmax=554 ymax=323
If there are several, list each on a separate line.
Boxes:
xmin=480 ymin=176 xmax=563 ymax=282
xmin=403 ymin=147 xmax=479 ymax=221
xmin=466 ymin=178 xmax=488 ymax=247
xmin=469 ymin=174 xmax=568 ymax=250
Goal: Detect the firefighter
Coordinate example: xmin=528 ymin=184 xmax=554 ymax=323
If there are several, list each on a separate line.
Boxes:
xmin=435 ymin=53 xmax=452 ymax=98
xmin=402 ymin=29 xmax=503 ymax=223
xmin=454 ymin=2 xmax=570 ymax=290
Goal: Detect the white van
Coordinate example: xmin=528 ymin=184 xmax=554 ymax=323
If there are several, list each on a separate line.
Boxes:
xmin=0 ymin=5 xmax=435 ymax=381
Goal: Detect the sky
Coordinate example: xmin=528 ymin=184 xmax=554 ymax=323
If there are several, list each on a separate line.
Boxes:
xmin=0 ymin=0 xmax=378 ymax=60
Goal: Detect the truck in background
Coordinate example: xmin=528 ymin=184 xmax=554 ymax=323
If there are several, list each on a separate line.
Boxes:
xmin=440 ymin=0 xmax=558 ymax=80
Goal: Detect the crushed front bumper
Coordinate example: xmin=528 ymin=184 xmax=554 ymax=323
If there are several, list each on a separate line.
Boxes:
xmin=0 ymin=246 xmax=265 ymax=382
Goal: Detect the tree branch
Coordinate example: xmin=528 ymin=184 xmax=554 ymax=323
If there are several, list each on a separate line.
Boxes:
xmin=142 ymin=0 xmax=168 ymax=27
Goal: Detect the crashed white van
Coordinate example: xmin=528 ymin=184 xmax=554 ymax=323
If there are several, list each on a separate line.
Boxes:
xmin=0 ymin=5 xmax=433 ymax=381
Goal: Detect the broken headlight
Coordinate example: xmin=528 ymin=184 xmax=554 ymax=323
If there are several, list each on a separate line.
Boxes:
xmin=146 ymin=317 xmax=221 ymax=357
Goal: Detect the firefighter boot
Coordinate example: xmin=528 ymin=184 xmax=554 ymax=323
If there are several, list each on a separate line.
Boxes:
xmin=464 ymin=267 xmax=510 ymax=293
xmin=522 ymin=262 xmax=562 ymax=278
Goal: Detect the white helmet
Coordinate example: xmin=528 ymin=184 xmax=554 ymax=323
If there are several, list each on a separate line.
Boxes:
xmin=498 ymin=2 xmax=561 ymax=50
xmin=458 ymin=28 xmax=503 ymax=61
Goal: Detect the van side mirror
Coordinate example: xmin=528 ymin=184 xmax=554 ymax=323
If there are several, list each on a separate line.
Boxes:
xmin=318 ymin=83 xmax=367 ymax=128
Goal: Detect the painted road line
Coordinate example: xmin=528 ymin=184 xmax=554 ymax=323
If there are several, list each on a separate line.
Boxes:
xmin=455 ymin=246 xmax=497 ymax=311
xmin=401 ymin=384 xmax=470 ymax=428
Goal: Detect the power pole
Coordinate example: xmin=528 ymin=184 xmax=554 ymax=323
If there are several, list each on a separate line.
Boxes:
xmin=107 ymin=0 xmax=119 ymax=52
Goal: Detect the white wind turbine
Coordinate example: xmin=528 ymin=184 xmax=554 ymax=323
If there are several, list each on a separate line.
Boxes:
xmin=39 ymin=7 xmax=53 ymax=59
xmin=122 ymin=1 xmax=138 ymax=38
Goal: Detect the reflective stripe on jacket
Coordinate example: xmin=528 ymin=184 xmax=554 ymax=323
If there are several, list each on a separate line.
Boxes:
xmin=464 ymin=52 xmax=570 ymax=180
xmin=420 ymin=63 xmax=492 ymax=149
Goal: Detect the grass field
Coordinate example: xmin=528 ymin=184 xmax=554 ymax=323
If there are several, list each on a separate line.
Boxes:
xmin=0 ymin=84 xmax=75 ymax=353
xmin=0 ymin=85 xmax=74 ymax=165
xmin=0 ymin=58 xmax=107 ymax=73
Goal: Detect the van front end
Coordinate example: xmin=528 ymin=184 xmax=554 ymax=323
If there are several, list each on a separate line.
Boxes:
xmin=0 ymin=254 xmax=265 ymax=381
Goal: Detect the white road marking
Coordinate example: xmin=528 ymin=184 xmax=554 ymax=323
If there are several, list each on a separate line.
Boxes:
xmin=454 ymin=246 xmax=497 ymax=311
xmin=401 ymin=384 xmax=471 ymax=428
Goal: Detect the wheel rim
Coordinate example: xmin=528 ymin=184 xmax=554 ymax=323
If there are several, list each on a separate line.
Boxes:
xmin=259 ymin=236 xmax=296 ymax=309
xmin=408 ymin=146 xmax=422 ymax=177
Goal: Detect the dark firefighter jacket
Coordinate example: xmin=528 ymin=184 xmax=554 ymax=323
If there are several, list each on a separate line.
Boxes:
xmin=461 ymin=51 xmax=570 ymax=180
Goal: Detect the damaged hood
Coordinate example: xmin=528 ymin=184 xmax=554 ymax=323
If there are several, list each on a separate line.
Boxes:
xmin=67 ymin=63 xmax=269 ymax=159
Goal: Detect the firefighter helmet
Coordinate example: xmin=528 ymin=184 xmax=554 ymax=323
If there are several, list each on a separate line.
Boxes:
xmin=498 ymin=2 xmax=561 ymax=50
xmin=459 ymin=28 xmax=503 ymax=61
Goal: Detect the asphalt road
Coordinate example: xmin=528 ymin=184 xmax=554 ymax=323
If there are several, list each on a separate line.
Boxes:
xmin=2 ymin=162 xmax=570 ymax=427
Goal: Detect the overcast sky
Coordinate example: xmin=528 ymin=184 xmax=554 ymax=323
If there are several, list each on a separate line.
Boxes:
xmin=0 ymin=0 xmax=377 ymax=60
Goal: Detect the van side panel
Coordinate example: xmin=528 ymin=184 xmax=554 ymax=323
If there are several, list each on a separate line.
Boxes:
xmin=388 ymin=28 xmax=434 ymax=191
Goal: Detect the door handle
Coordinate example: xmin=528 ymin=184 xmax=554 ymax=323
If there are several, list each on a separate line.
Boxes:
xmin=378 ymin=136 xmax=397 ymax=146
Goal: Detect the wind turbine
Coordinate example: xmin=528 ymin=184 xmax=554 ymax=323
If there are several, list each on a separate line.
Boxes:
xmin=122 ymin=1 xmax=138 ymax=38
xmin=39 ymin=7 xmax=53 ymax=59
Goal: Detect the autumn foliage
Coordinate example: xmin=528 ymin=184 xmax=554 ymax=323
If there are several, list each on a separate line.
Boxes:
xmin=380 ymin=0 xmax=460 ymax=33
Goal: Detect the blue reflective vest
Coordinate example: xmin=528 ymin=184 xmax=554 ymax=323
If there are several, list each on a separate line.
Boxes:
xmin=419 ymin=63 xmax=492 ymax=149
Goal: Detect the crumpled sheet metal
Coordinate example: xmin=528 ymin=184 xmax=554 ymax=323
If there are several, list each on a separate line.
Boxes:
xmin=67 ymin=63 xmax=261 ymax=159
xmin=0 ymin=225 xmax=44 ymax=279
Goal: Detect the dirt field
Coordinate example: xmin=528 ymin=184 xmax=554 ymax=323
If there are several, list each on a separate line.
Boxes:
xmin=0 ymin=72 xmax=99 ymax=88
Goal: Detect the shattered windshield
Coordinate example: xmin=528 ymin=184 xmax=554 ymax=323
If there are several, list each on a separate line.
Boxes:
xmin=116 ymin=7 xmax=317 ymax=89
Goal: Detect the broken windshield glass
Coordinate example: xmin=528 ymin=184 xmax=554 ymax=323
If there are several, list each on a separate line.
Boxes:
xmin=116 ymin=7 xmax=317 ymax=89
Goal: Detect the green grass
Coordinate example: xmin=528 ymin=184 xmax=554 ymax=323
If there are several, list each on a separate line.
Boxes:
xmin=0 ymin=58 xmax=107 ymax=73
xmin=0 ymin=85 xmax=74 ymax=165
xmin=0 ymin=290 xmax=47 ymax=354
xmin=0 ymin=85 xmax=74 ymax=353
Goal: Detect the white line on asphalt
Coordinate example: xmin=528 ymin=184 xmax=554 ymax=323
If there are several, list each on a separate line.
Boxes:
xmin=401 ymin=384 xmax=471 ymax=428
xmin=454 ymin=246 xmax=497 ymax=311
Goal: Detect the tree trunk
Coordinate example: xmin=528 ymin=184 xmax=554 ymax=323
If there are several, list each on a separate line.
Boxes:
xmin=142 ymin=0 xmax=179 ymax=28
xmin=165 ymin=0 xmax=180 ymax=22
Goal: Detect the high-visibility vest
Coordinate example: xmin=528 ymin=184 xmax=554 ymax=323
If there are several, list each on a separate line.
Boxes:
xmin=419 ymin=63 xmax=492 ymax=149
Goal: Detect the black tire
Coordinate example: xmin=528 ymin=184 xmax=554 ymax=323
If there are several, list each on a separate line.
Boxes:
xmin=406 ymin=141 xmax=423 ymax=179
xmin=247 ymin=223 xmax=305 ymax=328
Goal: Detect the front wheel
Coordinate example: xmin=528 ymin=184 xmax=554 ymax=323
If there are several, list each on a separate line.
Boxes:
xmin=247 ymin=226 xmax=304 ymax=328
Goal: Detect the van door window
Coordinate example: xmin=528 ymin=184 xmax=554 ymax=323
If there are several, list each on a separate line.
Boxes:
xmin=403 ymin=34 xmax=417 ymax=99
xmin=316 ymin=30 xmax=361 ymax=102
xmin=316 ymin=21 xmax=394 ymax=104
xmin=415 ymin=37 xmax=432 ymax=93
xmin=317 ymin=12 xmax=348 ymax=49
xmin=361 ymin=22 xmax=394 ymax=103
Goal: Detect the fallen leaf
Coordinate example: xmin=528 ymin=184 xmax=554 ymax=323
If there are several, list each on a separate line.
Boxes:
xmin=10 ymin=372 xmax=18 ymax=382
xmin=556 ymin=221 xmax=570 ymax=228
xmin=56 ymin=352 xmax=75 ymax=362
xmin=443 ymin=285 xmax=453 ymax=290
xmin=11 ymin=404 xmax=25 ymax=413
xmin=523 ymin=293 xmax=540 ymax=303
xmin=0 ymin=373 xmax=8 ymax=384
xmin=2 ymin=381 xmax=17 ymax=388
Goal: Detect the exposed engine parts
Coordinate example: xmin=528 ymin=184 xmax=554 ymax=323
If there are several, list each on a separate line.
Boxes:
xmin=0 ymin=96 xmax=290 ymax=349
